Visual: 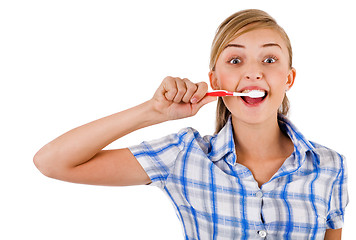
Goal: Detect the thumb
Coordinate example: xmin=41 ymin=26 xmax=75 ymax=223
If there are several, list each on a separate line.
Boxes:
xmin=194 ymin=95 xmax=217 ymax=111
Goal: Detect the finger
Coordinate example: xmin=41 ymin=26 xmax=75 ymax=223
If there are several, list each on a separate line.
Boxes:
xmin=173 ymin=78 xmax=187 ymax=103
xmin=182 ymin=79 xmax=198 ymax=103
xmin=190 ymin=82 xmax=209 ymax=103
xmin=162 ymin=77 xmax=178 ymax=101
xmin=190 ymin=95 xmax=217 ymax=116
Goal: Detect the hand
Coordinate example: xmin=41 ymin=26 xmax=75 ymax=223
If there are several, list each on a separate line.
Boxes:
xmin=151 ymin=76 xmax=217 ymax=121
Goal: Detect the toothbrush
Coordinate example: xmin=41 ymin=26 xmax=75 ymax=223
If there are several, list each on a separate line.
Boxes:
xmin=206 ymin=90 xmax=265 ymax=98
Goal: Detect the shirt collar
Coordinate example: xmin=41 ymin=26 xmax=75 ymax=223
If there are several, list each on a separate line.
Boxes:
xmin=278 ymin=114 xmax=315 ymax=152
xmin=278 ymin=114 xmax=320 ymax=166
xmin=208 ymin=114 xmax=318 ymax=166
xmin=208 ymin=117 xmax=236 ymax=165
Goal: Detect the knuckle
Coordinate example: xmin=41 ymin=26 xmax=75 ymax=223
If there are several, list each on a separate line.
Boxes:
xmin=198 ymin=81 xmax=208 ymax=89
xmin=185 ymin=80 xmax=198 ymax=91
xmin=163 ymin=76 xmax=173 ymax=82
xmin=183 ymin=78 xmax=193 ymax=85
xmin=190 ymin=82 xmax=199 ymax=90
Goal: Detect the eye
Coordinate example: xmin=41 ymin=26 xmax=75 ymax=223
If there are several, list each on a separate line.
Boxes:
xmin=263 ymin=56 xmax=278 ymax=64
xmin=228 ymin=57 xmax=241 ymax=65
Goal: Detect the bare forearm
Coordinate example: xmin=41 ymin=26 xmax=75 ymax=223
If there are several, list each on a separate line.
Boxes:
xmin=34 ymin=77 xmax=214 ymax=182
xmin=324 ymin=228 xmax=342 ymax=240
xmin=34 ymin=100 xmax=163 ymax=173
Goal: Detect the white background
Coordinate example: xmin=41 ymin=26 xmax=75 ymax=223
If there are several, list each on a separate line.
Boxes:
xmin=1 ymin=0 xmax=355 ymax=239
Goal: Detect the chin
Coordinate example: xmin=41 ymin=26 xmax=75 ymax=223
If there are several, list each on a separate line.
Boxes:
xmin=233 ymin=112 xmax=271 ymax=125
xmin=225 ymin=97 xmax=279 ymax=125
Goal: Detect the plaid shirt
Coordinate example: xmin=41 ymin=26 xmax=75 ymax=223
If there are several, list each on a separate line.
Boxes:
xmin=129 ymin=115 xmax=348 ymax=239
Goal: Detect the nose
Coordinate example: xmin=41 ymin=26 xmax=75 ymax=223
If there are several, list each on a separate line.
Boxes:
xmin=245 ymin=74 xmax=262 ymax=80
xmin=244 ymin=62 xmax=263 ymax=81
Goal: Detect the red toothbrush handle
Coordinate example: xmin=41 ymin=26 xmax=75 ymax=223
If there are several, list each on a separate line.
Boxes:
xmin=206 ymin=90 xmax=232 ymax=97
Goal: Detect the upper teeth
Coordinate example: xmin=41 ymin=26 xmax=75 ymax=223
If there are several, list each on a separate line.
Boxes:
xmin=242 ymin=89 xmax=265 ymax=93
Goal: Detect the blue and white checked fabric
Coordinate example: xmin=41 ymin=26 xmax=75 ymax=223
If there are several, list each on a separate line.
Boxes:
xmin=129 ymin=115 xmax=348 ymax=239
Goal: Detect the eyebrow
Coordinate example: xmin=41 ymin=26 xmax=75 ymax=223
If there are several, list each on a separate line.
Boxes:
xmin=224 ymin=43 xmax=282 ymax=49
xmin=224 ymin=44 xmax=245 ymax=49
xmin=262 ymin=43 xmax=282 ymax=49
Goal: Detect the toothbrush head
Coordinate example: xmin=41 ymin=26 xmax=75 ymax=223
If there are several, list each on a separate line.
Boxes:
xmin=247 ymin=90 xmax=265 ymax=98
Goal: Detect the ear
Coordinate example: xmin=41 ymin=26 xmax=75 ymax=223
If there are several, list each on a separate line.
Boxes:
xmin=286 ymin=67 xmax=296 ymax=91
xmin=209 ymin=70 xmax=219 ymax=90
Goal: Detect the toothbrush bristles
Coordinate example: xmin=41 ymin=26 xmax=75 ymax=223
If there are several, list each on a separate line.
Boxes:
xmin=249 ymin=91 xmax=265 ymax=98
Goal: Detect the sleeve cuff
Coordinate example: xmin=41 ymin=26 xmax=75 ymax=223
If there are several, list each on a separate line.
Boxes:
xmin=326 ymin=214 xmax=344 ymax=229
xmin=128 ymin=145 xmax=165 ymax=188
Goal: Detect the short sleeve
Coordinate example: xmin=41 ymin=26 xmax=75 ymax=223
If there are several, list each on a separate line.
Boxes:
xmin=128 ymin=130 xmax=186 ymax=188
xmin=326 ymin=155 xmax=349 ymax=229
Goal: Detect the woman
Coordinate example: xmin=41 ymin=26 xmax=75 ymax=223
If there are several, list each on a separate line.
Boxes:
xmin=34 ymin=9 xmax=348 ymax=239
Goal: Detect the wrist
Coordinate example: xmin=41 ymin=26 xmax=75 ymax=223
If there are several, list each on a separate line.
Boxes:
xmin=135 ymin=100 xmax=168 ymax=128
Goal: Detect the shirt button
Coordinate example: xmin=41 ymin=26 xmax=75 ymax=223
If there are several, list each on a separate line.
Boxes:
xmin=255 ymin=191 xmax=263 ymax=198
xmin=258 ymin=230 xmax=267 ymax=238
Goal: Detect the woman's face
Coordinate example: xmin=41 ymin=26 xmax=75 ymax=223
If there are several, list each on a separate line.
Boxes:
xmin=209 ymin=27 xmax=296 ymax=125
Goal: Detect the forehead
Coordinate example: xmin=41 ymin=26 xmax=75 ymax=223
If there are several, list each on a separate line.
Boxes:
xmin=227 ymin=28 xmax=287 ymax=50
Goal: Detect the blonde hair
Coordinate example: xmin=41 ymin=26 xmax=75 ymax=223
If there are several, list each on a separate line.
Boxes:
xmin=210 ymin=9 xmax=292 ymax=133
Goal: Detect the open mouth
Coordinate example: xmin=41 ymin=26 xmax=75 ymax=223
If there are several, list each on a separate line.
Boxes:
xmin=240 ymin=90 xmax=268 ymax=105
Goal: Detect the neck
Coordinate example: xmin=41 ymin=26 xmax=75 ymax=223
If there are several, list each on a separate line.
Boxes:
xmin=232 ymin=114 xmax=292 ymax=161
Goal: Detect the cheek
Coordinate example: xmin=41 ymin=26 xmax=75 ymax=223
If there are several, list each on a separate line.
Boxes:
xmin=268 ymin=69 xmax=289 ymax=90
xmin=215 ymin=70 xmax=240 ymax=90
xmin=268 ymin=78 xmax=288 ymax=104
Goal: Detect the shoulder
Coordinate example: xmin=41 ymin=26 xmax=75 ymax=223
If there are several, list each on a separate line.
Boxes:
xmin=310 ymin=141 xmax=346 ymax=172
xmin=176 ymin=127 xmax=214 ymax=153
xmin=134 ymin=126 xmax=213 ymax=154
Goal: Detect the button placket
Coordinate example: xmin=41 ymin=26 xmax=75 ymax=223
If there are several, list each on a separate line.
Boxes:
xmin=255 ymin=190 xmax=266 ymax=237
xmin=255 ymin=191 xmax=263 ymax=198
xmin=258 ymin=230 xmax=267 ymax=238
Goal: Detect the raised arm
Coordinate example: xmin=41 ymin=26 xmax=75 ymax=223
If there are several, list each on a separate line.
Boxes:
xmin=33 ymin=77 xmax=216 ymax=186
